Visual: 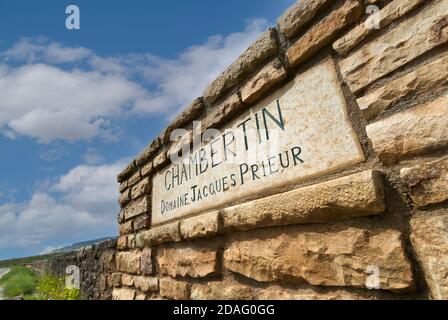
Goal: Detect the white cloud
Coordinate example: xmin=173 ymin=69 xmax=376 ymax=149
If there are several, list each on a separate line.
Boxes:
xmin=0 ymin=64 xmax=148 ymax=143
xmin=3 ymin=37 xmax=92 ymax=64
xmin=0 ymin=19 xmax=267 ymax=143
xmin=131 ymin=18 xmax=268 ymax=115
xmin=0 ymin=162 xmax=123 ymax=250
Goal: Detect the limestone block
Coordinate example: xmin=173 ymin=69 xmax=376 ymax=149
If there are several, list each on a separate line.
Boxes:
xmin=131 ymin=177 xmax=151 ymax=200
xmin=191 ymin=282 xmax=253 ymax=300
xmin=357 ymin=55 xmax=448 ymax=120
xmin=333 ymin=0 xmax=426 ymax=55
xmin=401 ymin=157 xmax=448 ymax=208
xmin=156 ymin=244 xmax=219 ymax=278
xmin=136 ymin=222 xmax=181 ymax=247
xmin=278 ymin=0 xmax=334 ymax=39
xmin=222 ymin=170 xmax=385 ymax=231
xmin=204 ymin=29 xmax=278 ymax=104
xmin=241 ymin=59 xmax=287 ymax=104
xmin=159 ymin=278 xmax=190 ymax=300
xmin=140 ymin=248 xmax=153 ymax=276
xmin=116 ymin=251 xmax=141 ymax=274
xmin=410 ymin=211 xmax=448 ymax=300
xmin=112 ymin=288 xmax=136 ymax=300
xmin=287 ymin=0 xmax=363 ymax=67
xmin=224 ymin=225 xmax=414 ymax=292
xmin=366 ymin=97 xmax=448 ymax=163
xmin=180 ymin=211 xmax=221 ymax=240
xmin=123 ymin=196 xmax=150 ymax=220
xmin=134 ymin=276 xmax=159 ymax=293
xmin=339 ymin=0 xmax=448 ymax=93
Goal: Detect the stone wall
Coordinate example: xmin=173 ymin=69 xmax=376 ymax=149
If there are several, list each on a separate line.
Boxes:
xmin=38 ymin=239 xmax=117 ymax=300
xmin=113 ymin=0 xmax=448 ymax=300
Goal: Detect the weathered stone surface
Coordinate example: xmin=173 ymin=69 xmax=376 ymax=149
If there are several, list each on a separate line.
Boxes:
xmin=131 ymin=177 xmax=151 ymax=200
xmin=241 ymin=59 xmax=287 ymax=104
xmin=141 ymin=161 xmax=153 ymax=177
xmin=100 ymin=250 xmax=116 ymax=272
xmin=339 ymin=0 xmax=448 ymax=93
xmin=119 ymin=181 xmax=127 ymax=193
xmin=118 ymin=189 xmax=131 ymax=207
xmin=159 ymin=278 xmax=190 ymax=300
xmin=117 ymin=161 xmax=136 ymax=183
xmin=153 ymin=149 xmax=169 ymax=170
xmin=100 ymin=275 xmax=108 ymax=291
xmin=127 ymin=234 xmax=136 ymax=249
xmin=141 ymin=248 xmax=153 ymax=276
xmin=113 ymin=287 xmax=135 ymax=301
xmin=357 ymin=55 xmax=448 ymax=121
xmin=123 ymin=196 xmax=150 ymax=220
xmin=224 ymin=225 xmax=414 ymax=292
xmin=117 ymin=236 xmax=127 ymax=250
xmin=116 ymin=251 xmax=141 ymax=274
xmin=256 ymin=287 xmax=383 ymax=300
xmin=119 ymin=220 xmax=133 ymax=235
xmin=127 ymin=170 xmax=141 ymax=187
xmin=180 ymin=211 xmax=221 ymax=240
xmin=136 ymin=138 xmax=160 ymax=166
xmin=191 ymin=282 xmax=253 ymax=300
xmin=135 ymin=232 xmax=144 ymax=248
xmin=122 ymin=274 xmax=134 ymax=286
xmin=134 ymin=276 xmax=159 ymax=293
xmin=118 ymin=210 xmax=125 ymax=224
xmin=201 ymin=94 xmax=244 ymax=131
xmin=112 ymin=288 xmax=136 ymax=300
xmin=37 ymin=239 xmax=117 ymax=300
xmin=401 ymin=157 xmax=448 ymax=208
xmin=203 ymin=29 xmax=278 ymax=104
xmin=133 ymin=215 xmax=150 ymax=231
xmin=287 ymin=0 xmax=363 ymax=67
xmin=366 ymin=97 xmax=448 ymax=163
xmin=152 ymin=58 xmax=365 ymax=225
xmin=167 ymin=130 xmax=193 ymax=161
xmin=222 ymin=170 xmax=385 ymax=231
xmin=278 ymin=0 xmax=333 ymax=39
xmin=410 ymin=211 xmax=448 ymax=300
xmin=160 ymin=98 xmax=204 ymax=144
xmin=135 ymin=294 xmax=147 ymax=301
xmin=156 ymin=244 xmax=219 ymax=278
xmin=333 ymin=0 xmax=426 ymax=56
xmin=108 ymin=273 xmax=122 ymax=288
xmin=136 ymin=222 xmax=181 ymax=247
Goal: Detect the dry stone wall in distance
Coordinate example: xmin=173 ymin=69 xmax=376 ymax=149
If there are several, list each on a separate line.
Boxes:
xmin=113 ymin=0 xmax=448 ymax=300
xmin=35 ymin=239 xmax=118 ymax=300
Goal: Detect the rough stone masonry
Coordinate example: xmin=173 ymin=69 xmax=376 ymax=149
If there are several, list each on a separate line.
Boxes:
xmin=48 ymin=0 xmax=448 ymax=300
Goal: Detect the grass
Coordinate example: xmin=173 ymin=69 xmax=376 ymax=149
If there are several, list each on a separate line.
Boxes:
xmin=0 ymin=266 xmax=37 ymax=298
xmin=0 ymin=253 xmax=62 ymax=268
xmin=27 ymin=273 xmax=80 ymax=300
xmin=0 ymin=266 xmax=80 ymax=300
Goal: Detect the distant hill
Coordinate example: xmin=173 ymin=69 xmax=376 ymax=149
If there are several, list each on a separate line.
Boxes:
xmin=50 ymin=237 xmax=116 ymax=253
xmin=0 ymin=252 xmax=61 ymax=268
xmin=0 ymin=237 xmax=116 ymax=267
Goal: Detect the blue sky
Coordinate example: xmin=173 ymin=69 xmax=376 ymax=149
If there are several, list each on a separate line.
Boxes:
xmin=0 ymin=0 xmax=295 ymax=260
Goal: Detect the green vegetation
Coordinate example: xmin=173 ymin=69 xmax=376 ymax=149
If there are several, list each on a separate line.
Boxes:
xmin=0 ymin=266 xmax=37 ymax=298
xmin=0 ymin=253 xmax=62 ymax=268
xmin=0 ymin=266 xmax=80 ymax=300
xmin=26 ymin=273 xmax=80 ymax=300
